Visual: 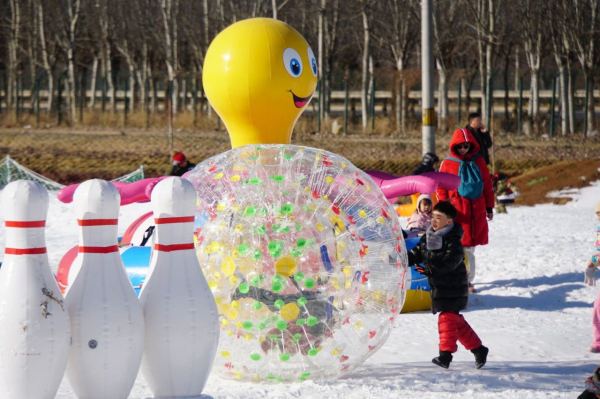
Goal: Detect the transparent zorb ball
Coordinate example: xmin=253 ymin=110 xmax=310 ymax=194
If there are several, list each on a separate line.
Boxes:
xmin=186 ymin=145 xmax=408 ymax=382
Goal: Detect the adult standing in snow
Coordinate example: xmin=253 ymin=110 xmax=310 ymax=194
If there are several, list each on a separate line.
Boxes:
xmin=465 ymin=112 xmax=493 ymax=166
xmin=165 ymin=150 xmax=196 ymax=177
xmin=437 ymin=128 xmax=494 ymax=293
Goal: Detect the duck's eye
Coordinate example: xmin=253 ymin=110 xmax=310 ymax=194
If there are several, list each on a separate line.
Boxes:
xmin=307 ymin=47 xmax=318 ymax=77
xmin=283 ymin=48 xmax=303 ymax=78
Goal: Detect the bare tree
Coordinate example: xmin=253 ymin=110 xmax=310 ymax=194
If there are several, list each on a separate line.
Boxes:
xmin=564 ymin=0 xmax=600 ymax=135
xmin=548 ymin=0 xmax=570 ymax=135
xmin=56 ymin=0 xmax=82 ymax=121
xmin=6 ymin=0 xmax=21 ymax=110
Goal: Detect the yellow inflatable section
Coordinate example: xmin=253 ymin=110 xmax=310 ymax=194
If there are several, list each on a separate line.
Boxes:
xmin=202 ymin=18 xmax=318 ymax=148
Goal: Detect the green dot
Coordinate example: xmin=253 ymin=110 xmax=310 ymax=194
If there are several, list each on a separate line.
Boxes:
xmin=296 ymin=318 xmax=305 ymax=326
xmin=294 ymin=272 xmax=305 ymax=282
xmin=296 ymin=238 xmax=307 ymax=249
xmin=268 ymin=333 xmax=279 ymax=340
xmin=280 ymin=353 xmax=291 ymax=361
xmin=270 ymin=174 xmax=285 ymax=182
xmin=276 ymin=320 xmax=287 ymax=330
xmin=243 ymin=321 xmax=253 ymax=330
xmin=244 ymin=206 xmax=256 ymax=216
xmin=274 ymin=299 xmax=285 ymax=309
xmin=295 ymin=222 xmax=303 ymax=232
xmin=250 ymin=353 xmax=261 ymax=361
xmin=271 ymin=249 xmax=282 ymax=258
xmin=252 ymin=250 xmax=262 ymax=260
xmin=307 ymin=316 xmax=318 ymax=326
xmin=280 ymin=226 xmax=290 ymax=233
xmin=301 ymin=372 xmax=311 ymax=379
xmin=239 ymin=283 xmax=249 ymax=293
xmin=257 ymin=322 xmax=266 ymax=330
xmin=238 ymin=244 xmax=250 ymax=255
xmin=293 ymin=333 xmax=302 ymax=340
xmin=284 ymin=154 xmax=293 ymax=160
xmin=291 ymin=248 xmax=302 ymax=257
xmin=252 ymin=301 xmax=263 ymax=310
xmin=250 ymin=178 xmax=262 ymax=185
xmin=281 ymin=204 xmax=293 ymax=214
xmin=272 ymin=274 xmax=285 ymax=284
xmin=268 ymin=242 xmax=279 ymax=252
xmin=305 ymin=278 xmax=315 ymax=289
xmin=297 ymin=297 xmax=307 ymax=306
xmin=307 ymin=238 xmax=316 ymax=246
xmin=250 ymin=276 xmax=260 ymax=287
xmin=254 ymin=225 xmax=266 ymax=235
xmin=308 ymin=348 xmax=318 ymax=356
xmin=266 ymin=374 xmax=275 ymax=380
xmin=272 ymin=282 xmax=283 ymax=292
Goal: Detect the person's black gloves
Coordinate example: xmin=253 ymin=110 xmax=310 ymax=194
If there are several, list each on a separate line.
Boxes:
xmin=415 ymin=264 xmax=432 ymax=276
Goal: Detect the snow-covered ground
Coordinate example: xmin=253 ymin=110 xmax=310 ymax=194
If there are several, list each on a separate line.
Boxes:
xmin=3 ymin=181 xmax=600 ymax=398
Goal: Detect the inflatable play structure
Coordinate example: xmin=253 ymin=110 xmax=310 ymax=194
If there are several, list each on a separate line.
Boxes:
xmin=56 ymin=18 xmax=460 ymax=384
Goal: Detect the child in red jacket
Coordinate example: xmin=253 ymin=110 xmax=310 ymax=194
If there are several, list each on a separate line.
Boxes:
xmin=437 ymin=128 xmax=495 ymax=294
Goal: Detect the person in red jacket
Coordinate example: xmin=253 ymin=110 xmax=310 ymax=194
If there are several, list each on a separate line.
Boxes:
xmin=437 ymin=128 xmax=494 ymax=294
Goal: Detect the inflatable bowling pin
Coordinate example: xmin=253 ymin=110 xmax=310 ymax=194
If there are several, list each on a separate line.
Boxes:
xmin=0 ymin=181 xmax=71 ymax=398
xmin=65 ymin=179 xmax=144 ymax=398
xmin=139 ymin=177 xmax=219 ymax=398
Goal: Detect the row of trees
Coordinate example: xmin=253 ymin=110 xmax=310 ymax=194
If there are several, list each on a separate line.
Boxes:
xmin=1 ymin=0 xmax=599 ymax=135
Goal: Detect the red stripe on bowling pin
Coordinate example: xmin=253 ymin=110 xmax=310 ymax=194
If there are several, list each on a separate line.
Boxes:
xmin=154 ymin=243 xmax=194 ymax=252
xmin=5 ymin=220 xmax=46 ymax=228
xmin=78 ymin=245 xmax=119 ymax=253
xmin=154 ymin=216 xmax=195 ymax=224
xmin=78 ymin=219 xmax=118 ymax=226
xmin=5 ymin=247 xmax=47 ymax=255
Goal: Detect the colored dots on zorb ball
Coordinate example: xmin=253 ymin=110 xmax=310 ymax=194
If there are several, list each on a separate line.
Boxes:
xmin=188 ymin=145 xmax=408 ymax=382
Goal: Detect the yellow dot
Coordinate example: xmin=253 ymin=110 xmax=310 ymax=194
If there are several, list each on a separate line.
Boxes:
xmin=354 ymin=321 xmax=363 ymax=330
xmin=221 ymin=319 xmax=229 ymax=327
xmin=212 ymin=271 xmax=222 ymax=281
xmin=225 ymin=306 xmax=238 ymax=320
xmin=235 ymin=224 xmax=244 ymax=233
xmin=210 ymin=241 xmax=221 ymax=253
xmin=304 ymin=186 xmax=311 ymax=192
xmin=214 ymin=172 xmax=224 ymax=179
xmin=229 ymin=275 xmax=239 ymax=286
xmin=359 ymin=210 xmax=368 ymax=219
xmin=230 ymin=174 xmax=241 ymax=182
xmin=221 ymin=257 xmax=236 ymax=277
xmin=331 ymin=216 xmax=345 ymax=232
xmin=332 ymin=349 xmax=340 ymax=355
xmin=323 ymin=195 xmax=329 ymax=200
xmin=217 ymin=202 xmax=227 ymax=211
xmin=233 ymin=372 xmax=242 ymax=379
xmin=208 ymin=281 xmax=218 ymax=291
xmin=345 ymin=280 xmax=351 ymax=288
xmin=275 ymin=257 xmax=297 ymax=278
xmin=377 ymin=216 xmax=385 ymax=224
xmin=325 ymin=176 xmax=334 ymax=184
xmin=331 ymin=278 xmax=340 ymax=289
xmin=341 ymin=162 xmax=346 ymax=168
xmin=366 ymin=184 xmax=371 ymax=193
xmin=244 ymin=334 xmax=254 ymax=341
xmin=364 ymin=247 xmax=370 ymax=255
xmin=227 ymin=330 xmax=234 ymax=337
xmin=343 ymin=267 xmax=351 ymax=277
xmin=280 ymin=303 xmax=300 ymax=321
xmin=236 ymin=321 xmax=243 ymax=329
xmin=221 ymin=351 xmax=231 ymax=358
xmin=231 ymin=300 xmax=239 ymax=308
xmin=316 ymin=223 xmax=324 ymax=232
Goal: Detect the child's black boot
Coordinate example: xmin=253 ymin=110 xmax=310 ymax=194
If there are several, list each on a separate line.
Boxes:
xmin=471 ymin=345 xmax=489 ymax=369
xmin=432 ymin=351 xmax=453 ymax=369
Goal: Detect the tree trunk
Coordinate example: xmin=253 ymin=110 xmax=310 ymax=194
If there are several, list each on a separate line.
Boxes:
xmin=104 ymin=50 xmax=115 ymax=111
xmin=128 ymin=65 xmax=136 ymax=111
xmin=567 ymin=62 xmax=575 ymax=134
xmin=361 ymin=8 xmax=370 ymax=131
xmin=89 ymin=56 xmax=98 ymax=108
xmin=37 ymin=0 xmax=53 ymax=112
xmin=529 ymin=68 xmax=539 ymax=120
xmin=514 ymin=46 xmax=520 ymax=91
xmin=476 ymin=0 xmax=487 ymax=120
xmin=436 ymin=59 xmax=448 ymax=130
xmin=558 ymin=64 xmax=568 ymax=135
xmin=587 ymin=74 xmax=595 ymax=136
xmin=67 ymin=47 xmax=77 ymax=120
xmin=7 ymin=0 xmax=21 ymax=110
xmin=318 ymin=0 xmax=325 ymax=129
xmin=396 ymin=71 xmax=402 ymax=133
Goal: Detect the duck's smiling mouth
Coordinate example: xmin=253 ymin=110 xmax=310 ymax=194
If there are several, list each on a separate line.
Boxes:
xmin=289 ymin=90 xmax=313 ymax=108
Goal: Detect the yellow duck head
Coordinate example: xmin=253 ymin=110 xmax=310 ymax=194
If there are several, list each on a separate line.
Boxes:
xmin=203 ymin=18 xmax=318 ymax=148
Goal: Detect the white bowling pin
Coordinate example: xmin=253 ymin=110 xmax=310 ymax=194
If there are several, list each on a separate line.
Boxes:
xmin=139 ymin=177 xmax=219 ymax=398
xmin=0 ymin=180 xmax=71 ymax=399
xmin=65 ymin=179 xmax=144 ymax=399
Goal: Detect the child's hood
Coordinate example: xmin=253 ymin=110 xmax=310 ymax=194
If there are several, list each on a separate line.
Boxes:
xmin=449 ymin=128 xmax=481 ymax=160
xmin=416 ymin=194 xmax=433 ymax=215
